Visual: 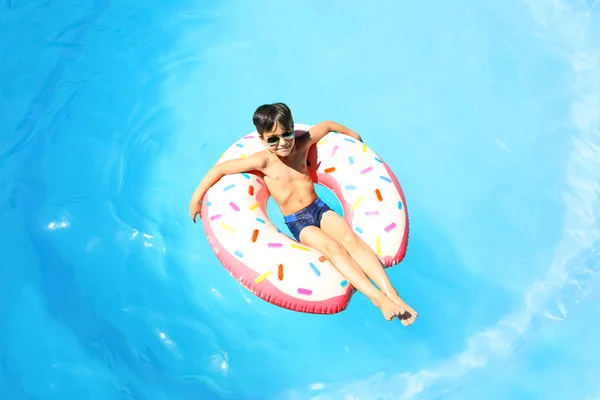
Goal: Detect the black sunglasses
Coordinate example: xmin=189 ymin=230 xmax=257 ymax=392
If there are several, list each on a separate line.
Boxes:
xmin=265 ymin=131 xmax=295 ymax=146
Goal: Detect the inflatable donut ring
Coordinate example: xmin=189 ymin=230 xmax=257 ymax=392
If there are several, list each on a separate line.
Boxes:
xmin=201 ymin=123 xmax=409 ymax=314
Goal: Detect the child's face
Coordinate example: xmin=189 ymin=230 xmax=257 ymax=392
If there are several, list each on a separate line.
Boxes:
xmin=261 ymin=124 xmax=295 ymax=157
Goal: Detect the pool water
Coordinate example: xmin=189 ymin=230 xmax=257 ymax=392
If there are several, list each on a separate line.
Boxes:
xmin=1 ymin=0 xmax=599 ymax=399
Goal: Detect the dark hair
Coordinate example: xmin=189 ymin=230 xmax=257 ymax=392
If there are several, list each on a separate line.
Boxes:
xmin=252 ymin=103 xmax=294 ymax=136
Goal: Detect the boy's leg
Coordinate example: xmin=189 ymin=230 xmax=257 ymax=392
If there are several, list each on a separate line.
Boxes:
xmin=298 ymin=226 xmax=404 ymax=321
xmin=319 ymin=211 xmax=418 ymax=326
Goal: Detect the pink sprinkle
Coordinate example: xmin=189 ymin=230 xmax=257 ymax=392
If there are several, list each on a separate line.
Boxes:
xmin=268 ymin=243 xmax=283 ymax=248
xmin=243 ymin=135 xmax=254 ymax=139
xmin=365 ymin=211 xmax=379 ymax=216
xmin=229 ymin=202 xmax=240 ymax=211
xmin=360 ymin=167 xmax=373 ymax=174
xmin=331 ymin=145 xmax=339 ymax=157
xmin=209 ymin=214 xmax=222 ymax=220
xmin=384 ymin=223 xmax=397 ymax=232
xmin=256 ymin=179 xmax=265 ymax=187
xmin=297 ymin=288 xmax=312 ymax=295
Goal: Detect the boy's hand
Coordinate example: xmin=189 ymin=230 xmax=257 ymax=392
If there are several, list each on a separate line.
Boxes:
xmin=189 ymin=194 xmax=203 ymax=223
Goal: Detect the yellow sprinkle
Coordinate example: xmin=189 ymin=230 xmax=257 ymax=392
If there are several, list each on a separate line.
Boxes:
xmin=317 ymin=140 xmax=329 ymax=146
xmin=375 ymin=236 xmax=381 ymax=256
xmin=240 ymin=153 xmax=247 ymax=158
xmin=254 ymin=270 xmax=273 ymax=284
xmin=249 ymin=202 xmax=260 ymax=211
xmin=220 ymin=153 xmax=225 ymax=159
xmin=351 ymin=196 xmax=365 ymax=210
xmin=362 ymin=143 xmax=367 ymax=153
xmin=221 ymin=222 xmax=235 ymax=234
xmin=291 ymin=244 xmax=309 ymax=251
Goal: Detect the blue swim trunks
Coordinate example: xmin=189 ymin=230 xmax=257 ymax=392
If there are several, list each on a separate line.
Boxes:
xmin=284 ymin=198 xmax=332 ymax=241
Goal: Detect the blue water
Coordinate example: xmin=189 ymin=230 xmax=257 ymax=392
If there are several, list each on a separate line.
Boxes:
xmin=1 ymin=0 xmax=599 ymax=399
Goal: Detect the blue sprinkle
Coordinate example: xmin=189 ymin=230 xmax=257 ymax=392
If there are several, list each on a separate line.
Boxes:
xmin=340 ymin=280 xmax=348 ymax=288
xmin=345 ymin=185 xmax=357 ymax=190
xmin=236 ymin=143 xmax=244 ymax=148
xmin=223 ymin=184 xmax=236 ymax=191
xmin=354 ymin=227 xmax=363 ymax=234
xmin=348 ymin=156 xmax=355 ymax=164
xmin=277 ymin=229 xmax=281 ymax=233
xmin=374 ymin=157 xmax=382 ymax=163
xmin=333 ymin=131 xmax=340 ymax=134
xmin=206 ymin=201 xmax=212 ymax=206
xmin=309 ymin=262 xmax=321 ymax=276
xmin=379 ymin=175 xmax=392 ymax=183
xmin=398 ymin=201 xmax=403 ymax=210
xmin=344 ymin=137 xmax=356 ymax=143
xmin=241 ymin=172 xmax=250 ymax=179
xmin=234 ymin=250 xmax=243 ymax=258
xmin=256 ymin=218 xmax=266 ymax=224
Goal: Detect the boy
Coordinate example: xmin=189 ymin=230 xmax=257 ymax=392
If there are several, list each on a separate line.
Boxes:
xmin=189 ymin=103 xmax=417 ymax=325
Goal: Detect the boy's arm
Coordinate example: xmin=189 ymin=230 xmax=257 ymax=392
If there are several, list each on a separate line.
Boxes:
xmin=189 ymin=153 xmax=267 ymax=222
xmin=305 ymin=120 xmax=363 ymax=145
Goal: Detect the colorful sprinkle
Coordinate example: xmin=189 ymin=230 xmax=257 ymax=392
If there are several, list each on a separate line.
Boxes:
xmin=375 ymin=189 xmax=383 ymax=201
xmin=348 ymin=156 xmax=355 ymax=164
xmin=374 ymin=157 xmax=382 ymax=163
xmin=355 ymin=226 xmax=363 ymax=234
xmin=309 ymin=262 xmax=321 ymax=276
xmin=234 ymin=250 xmax=243 ymax=258
xmin=360 ymin=167 xmax=373 ymax=174
xmin=278 ymin=264 xmax=284 ymax=280
xmin=241 ymin=172 xmax=250 ymax=179
xmin=362 ymin=143 xmax=367 ymax=153
xmin=243 ymin=135 xmax=254 ymax=139
xmin=345 ymin=185 xmax=357 ymax=190
xmin=318 ymin=255 xmax=328 ymax=263
xmin=223 ymin=184 xmax=236 ymax=191
xmin=291 ymin=244 xmax=309 ymax=251
xmin=229 ymin=202 xmax=240 ymax=211
xmin=365 ymin=211 xmax=380 ymax=216
xmin=256 ymin=179 xmax=265 ymax=187
xmin=344 ymin=137 xmax=356 ymax=143
xmin=248 ymin=186 xmax=254 ymax=195
xmin=268 ymin=242 xmax=283 ymax=248
xmin=325 ymin=167 xmax=336 ymax=173
xmin=379 ymin=175 xmax=392 ymax=183
xmin=209 ymin=214 xmax=222 ymax=221
xmin=240 ymin=154 xmax=247 ymax=158
xmin=331 ymin=145 xmax=339 ymax=157
xmin=251 ymin=229 xmax=259 ymax=242
xmin=398 ymin=201 xmax=403 ymax=210
xmin=340 ymin=280 xmax=349 ymax=288
xmin=254 ymin=270 xmax=272 ymax=283
xmin=375 ymin=236 xmax=381 ymax=256
xmin=317 ymin=140 xmax=329 ymax=146
xmin=256 ymin=217 xmax=266 ymax=224
xmin=250 ymin=202 xmax=260 ymax=211
xmin=206 ymin=201 xmax=212 ymax=206
xmin=236 ymin=143 xmax=244 ymax=148
xmin=221 ymin=222 xmax=235 ymax=234
xmin=384 ymin=223 xmax=397 ymax=232
xmin=297 ymin=288 xmax=313 ymax=296
xmin=351 ymin=196 xmax=365 ymax=210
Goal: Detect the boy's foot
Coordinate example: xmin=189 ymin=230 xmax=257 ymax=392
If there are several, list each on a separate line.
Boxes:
xmin=384 ymin=292 xmax=418 ymax=326
xmin=373 ymin=294 xmax=405 ymax=321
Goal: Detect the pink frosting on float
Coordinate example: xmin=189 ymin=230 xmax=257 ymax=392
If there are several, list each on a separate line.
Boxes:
xmin=201 ymin=172 xmax=353 ymax=314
